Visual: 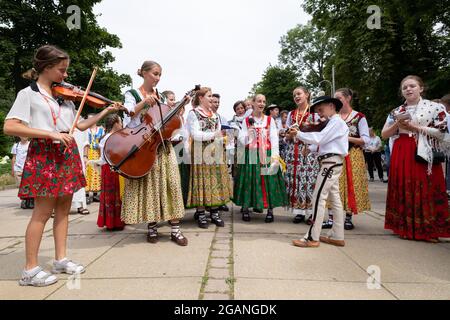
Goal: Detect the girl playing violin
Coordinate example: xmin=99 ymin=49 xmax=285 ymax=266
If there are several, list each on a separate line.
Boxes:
xmin=3 ymin=45 xmax=123 ymax=287
xmin=120 ymin=61 xmax=188 ymax=246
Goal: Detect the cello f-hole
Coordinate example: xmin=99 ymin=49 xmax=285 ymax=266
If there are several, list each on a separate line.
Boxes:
xmin=130 ymin=127 xmax=148 ymax=135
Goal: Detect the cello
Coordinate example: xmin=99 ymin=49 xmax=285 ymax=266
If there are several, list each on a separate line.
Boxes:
xmin=103 ymin=85 xmax=200 ymax=179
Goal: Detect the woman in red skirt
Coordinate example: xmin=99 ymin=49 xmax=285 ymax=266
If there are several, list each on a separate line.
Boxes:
xmin=3 ymin=45 xmax=122 ymax=287
xmin=382 ymin=75 xmax=450 ymax=243
xmin=97 ymin=114 xmax=125 ymax=230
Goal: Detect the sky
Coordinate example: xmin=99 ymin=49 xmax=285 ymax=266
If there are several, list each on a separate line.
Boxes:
xmin=93 ymin=0 xmax=311 ymax=120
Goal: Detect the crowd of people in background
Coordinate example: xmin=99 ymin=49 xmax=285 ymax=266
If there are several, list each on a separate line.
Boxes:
xmin=3 ymin=45 xmax=450 ymax=287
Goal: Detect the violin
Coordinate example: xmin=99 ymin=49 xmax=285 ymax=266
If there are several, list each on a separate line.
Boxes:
xmin=52 ymin=82 xmax=133 ymax=116
xmin=287 ymin=118 xmax=330 ymax=134
xmin=103 ymin=85 xmax=201 ymax=179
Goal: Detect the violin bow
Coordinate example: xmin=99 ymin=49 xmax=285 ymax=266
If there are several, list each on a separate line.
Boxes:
xmin=69 ymin=67 xmax=98 ymax=135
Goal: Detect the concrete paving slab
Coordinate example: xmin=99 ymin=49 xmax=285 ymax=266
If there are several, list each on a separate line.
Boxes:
xmin=46 ymin=277 xmax=202 ymax=300
xmin=234 ymin=233 xmax=369 ymax=282
xmin=0 ymin=233 xmax=128 ymax=281
xmin=83 ymin=232 xmax=214 ymax=279
xmin=340 ymin=238 xmax=450 ymax=284
xmin=0 ymin=238 xmax=22 ymax=251
xmin=0 ymin=280 xmax=66 ymax=300
xmin=234 ymin=278 xmax=396 ymax=300
xmin=383 ymin=282 xmax=450 ymax=300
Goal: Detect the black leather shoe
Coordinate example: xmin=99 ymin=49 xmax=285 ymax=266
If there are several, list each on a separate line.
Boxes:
xmin=198 ymin=215 xmax=209 ymax=229
xmin=194 ymin=210 xmax=204 ymax=221
xmin=322 ymin=220 xmax=333 ymax=229
xmin=27 ymin=199 xmax=34 ymax=209
xmin=211 ymin=213 xmax=225 ymax=227
xmin=344 ymin=214 xmax=354 ymax=230
xmin=293 ymin=214 xmax=305 ymax=224
xmin=265 ymin=209 xmax=274 ymax=223
xmin=219 ymin=205 xmax=229 ymax=212
xmin=242 ymin=208 xmax=251 ymax=222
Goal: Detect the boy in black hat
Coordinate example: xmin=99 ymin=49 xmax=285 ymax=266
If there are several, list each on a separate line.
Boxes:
xmin=288 ymin=96 xmax=349 ymax=248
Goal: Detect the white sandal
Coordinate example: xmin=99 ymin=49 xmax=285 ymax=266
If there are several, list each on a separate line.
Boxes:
xmin=19 ymin=267 xmax=58 ymax=287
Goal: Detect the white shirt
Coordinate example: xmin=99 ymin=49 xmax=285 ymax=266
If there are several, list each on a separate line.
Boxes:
xmin=238 ymin=115 xmax=280 ymax=158
xmin=296 ymin=114 xmax=349 ymax=157
xmin=6 ymin=83 xmax=76 ymax=132
xmin=11 ymin=141 xmax=29 ymax=172
xmin=365 ymin=136 xmax=382 ymax=152
xmin=345 ymin=110 xmax=370 ymax=145
xmin=123 ymin=90 xmax=145 ymax=129
xmin=98 ymin=133 xmax=112 ymax=166
xmin=187 ymin=109 xmax=221 ymax=142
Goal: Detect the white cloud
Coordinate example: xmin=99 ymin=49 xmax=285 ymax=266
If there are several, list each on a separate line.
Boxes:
xmin=93 ymin=0 xmax=310 ymax=120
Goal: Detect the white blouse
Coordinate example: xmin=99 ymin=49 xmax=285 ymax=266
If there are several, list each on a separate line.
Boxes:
xmin=238 ymin=115 xmax=280 ymax=158
xmin=345 ymin=110 xmax=370 ymax=145
xmin=186 ymin=109 xmax=221 ymax=142
xmin=98 ymin=133 xmax=112 ymax=166
xmin=123 ymin=90 xmax=145 ymax=129
xmin=6 ymin=83 xmax=76 ymax=132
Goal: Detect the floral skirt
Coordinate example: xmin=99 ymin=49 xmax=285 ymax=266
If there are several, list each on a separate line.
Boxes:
xmin=233 ymin=149 xmax=288 ymax=209
xmin=97 ymin=164 xmax=125 ymax=230
xmin=86 ymin=148 xmax=101 ymax=192
xmin=385 ymin=135 xmax=450 ymax=240
xmin=339 ymin=147 xmax=371 ymax=214
xmin=284 ymin=142 xmax=319 ymax=210
xmin=18 ymin=138 xmax=86 ymax=199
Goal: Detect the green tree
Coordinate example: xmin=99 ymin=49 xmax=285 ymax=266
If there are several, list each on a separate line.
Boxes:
xmin=279 ymin=22 xmax=336 ymax=90
xmin=0 ymin=0 xmax=131 ymax=155
xmin=302 ymin=0 xmax=450 ymax=129
xmin=251 ymin=65 xmax=301 ymax=111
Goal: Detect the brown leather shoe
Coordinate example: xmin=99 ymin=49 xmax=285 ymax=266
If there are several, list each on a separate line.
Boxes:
xmin=171 ymin=232 xmax=188 ymax=246
xmin=292 ymin=239 xmax=320 ymax=248
xmin=319 ymin=236 xmax=345 ymax=247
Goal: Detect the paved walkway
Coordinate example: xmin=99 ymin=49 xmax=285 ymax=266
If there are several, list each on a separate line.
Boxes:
xmin=0 ymin=182 xmax=449 ymax=300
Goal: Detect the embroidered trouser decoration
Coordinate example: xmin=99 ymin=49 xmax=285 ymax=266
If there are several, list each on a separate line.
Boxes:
xmin=306 ymin=159 xmax=344 ymax=242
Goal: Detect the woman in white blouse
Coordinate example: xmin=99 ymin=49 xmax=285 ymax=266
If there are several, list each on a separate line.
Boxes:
xmin=382 ymin=75 xmax=450 ymax=242
xmin=232 ymin=94 xmax=288 ymax=222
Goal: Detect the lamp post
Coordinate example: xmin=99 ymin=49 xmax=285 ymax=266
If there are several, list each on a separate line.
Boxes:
xmin=318 ymin=79 xmax=333 ymax=96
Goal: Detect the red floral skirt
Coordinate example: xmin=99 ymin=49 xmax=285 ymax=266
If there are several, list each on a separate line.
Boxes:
xmin=97 ymin=164 xmax=125 ymax=230
xmin=18 ymin=138 xmax=86 ymax=199
xmin=385 ymin=134 xmax=450 ymax=240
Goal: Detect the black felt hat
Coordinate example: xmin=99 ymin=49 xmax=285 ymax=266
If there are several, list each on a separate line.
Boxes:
xmin=310 ymin=96 xmax=343 ymax=112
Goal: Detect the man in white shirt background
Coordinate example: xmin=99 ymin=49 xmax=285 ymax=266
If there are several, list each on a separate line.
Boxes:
xmin=364 ymin=128 xmax=386 ymax=182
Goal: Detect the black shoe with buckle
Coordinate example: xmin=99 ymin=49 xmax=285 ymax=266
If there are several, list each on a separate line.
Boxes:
xmin=218 ymin=205 xmax=229 ymax=212
xmin=265 ymin=209 xmax=274 ymax=223
xmin=210 ymin=209 xmax=225 ymax=227
xmin=293 ymin=214 xmax=305 ymax=224
xmin=197 ymin=213 xmax=209 ymax=229
xmin=194 ymin=210 xmax=202 ymax=221
xmin=242 ymin=208 xmax=251 ymax=222
xmin=322 ymin=219 xmax=333 ymax=229
xmin=344 ymin=214 xmax=354 ymax=230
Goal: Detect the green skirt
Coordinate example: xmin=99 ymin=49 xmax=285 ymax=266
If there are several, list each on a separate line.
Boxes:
xmin=233 ymin=149 xmax=288 ymax=209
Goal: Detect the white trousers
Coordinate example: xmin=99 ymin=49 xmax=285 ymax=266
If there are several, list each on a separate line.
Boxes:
xmin=304 ymin=156 xmax=345 ymax=241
